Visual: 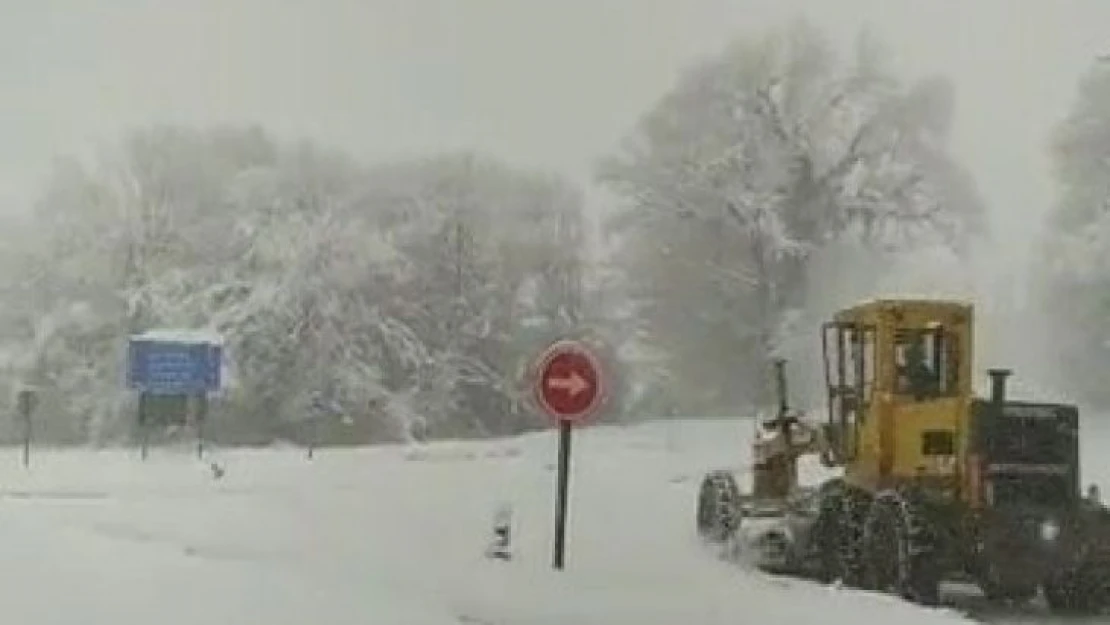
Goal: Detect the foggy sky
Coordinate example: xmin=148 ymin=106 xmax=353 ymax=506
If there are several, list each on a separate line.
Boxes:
xmin=1 ymin=0 xmax=1108 ymax=261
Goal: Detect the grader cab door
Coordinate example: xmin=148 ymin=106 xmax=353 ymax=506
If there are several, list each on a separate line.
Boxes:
xmin=822 ymin=322 xmax=875 ymax=464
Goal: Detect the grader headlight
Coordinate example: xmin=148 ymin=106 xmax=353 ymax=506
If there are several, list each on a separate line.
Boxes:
xmin=1040 ymin=519 xmax=1061 ymax=542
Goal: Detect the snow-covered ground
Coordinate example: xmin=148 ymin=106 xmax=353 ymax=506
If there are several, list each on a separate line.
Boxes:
xmin=0 ymin=418 xmax=1038 ymax=625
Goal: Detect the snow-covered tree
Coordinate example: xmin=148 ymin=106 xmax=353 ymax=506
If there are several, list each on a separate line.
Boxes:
xmin=597 ymin=20 xmax=985 ymax=413
xmin=1038 ymin=58 xmax=1110 ymax=406
xmin=4 ymin=125 xmax=590 ymax=445
xmin=357 ymin=153 xmax=589 ymax=437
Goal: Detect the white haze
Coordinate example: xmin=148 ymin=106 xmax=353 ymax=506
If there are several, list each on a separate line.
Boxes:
xmin=0 ymin=0 xmax=1105 ymax=399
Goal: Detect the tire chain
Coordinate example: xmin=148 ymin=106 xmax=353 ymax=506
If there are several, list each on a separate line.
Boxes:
xmin=701 ymin=472 xmax=740 ymax=541
xmin=837 ymin=488 xmax=869 ymax=586
xmin=890 ymin=488 xmax=941 ymax=604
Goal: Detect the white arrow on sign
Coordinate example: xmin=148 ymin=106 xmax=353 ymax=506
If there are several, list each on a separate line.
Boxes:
xmin=546 ymin=372 xmax=590 ymax=397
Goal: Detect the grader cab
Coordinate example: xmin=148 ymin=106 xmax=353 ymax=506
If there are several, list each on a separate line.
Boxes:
xmin=819 ymin=299 xmax=969 ymax=484
xmin=696 ymin=298 xmax=1110 ymax=613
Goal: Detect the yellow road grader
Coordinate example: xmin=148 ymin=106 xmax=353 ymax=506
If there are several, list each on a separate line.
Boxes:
xmin=696 ymin=298 xmax=1110 ymax=613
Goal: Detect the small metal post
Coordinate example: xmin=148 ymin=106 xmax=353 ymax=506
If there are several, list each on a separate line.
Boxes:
xmin=21 ymin=411 xmax=30 ymax=469
xmin=17 ymin=388 xmax=36 ymax=469
xmin=138 ymin=391 xmax=149 ymax=461
xmin=194 ymin=393 xmax=207 ymax=460
xmin=552 ymin=420 xmax=572 ymax=570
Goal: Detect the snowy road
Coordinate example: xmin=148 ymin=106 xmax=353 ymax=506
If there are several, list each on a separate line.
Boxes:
xmin=947 ymin=587 xmax=1108 ymax=625
xmin=0 ymin=419 xmax=1100 ymax=624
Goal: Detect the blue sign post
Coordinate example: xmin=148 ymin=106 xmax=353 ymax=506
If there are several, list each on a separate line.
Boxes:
xmin=127 ymin=330 xmax=223 ymax=460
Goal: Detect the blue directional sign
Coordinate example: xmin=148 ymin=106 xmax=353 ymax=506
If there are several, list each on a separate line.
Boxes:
xmin=127 ymin=334 xmax=222 ymax=395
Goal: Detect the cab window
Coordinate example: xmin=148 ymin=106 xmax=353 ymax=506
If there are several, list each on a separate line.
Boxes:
xmin=894 ymin=327 xmax=957 ymax=399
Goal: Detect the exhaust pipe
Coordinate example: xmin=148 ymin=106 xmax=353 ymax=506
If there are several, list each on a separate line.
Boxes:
xmin=988 ymin=368 xmax=1012 ymax=404
xmin=773 ymin=359 xmax=789 ymax=418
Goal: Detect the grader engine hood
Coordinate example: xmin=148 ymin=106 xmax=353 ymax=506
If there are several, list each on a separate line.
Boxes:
xmin=971 ymin=398 xmax=1080 ymax=510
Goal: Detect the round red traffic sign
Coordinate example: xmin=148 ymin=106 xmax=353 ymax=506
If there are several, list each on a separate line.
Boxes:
xmin=533 ymin=340 xmax=604 ymax=424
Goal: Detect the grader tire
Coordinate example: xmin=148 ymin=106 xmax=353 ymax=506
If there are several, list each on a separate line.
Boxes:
xmin=813 ymin=479 xmax=844 ymax=584
xmin=812 ymin=479 xmax=870 ymax=588
xmin=696 ymin=470 xmax=741 ymax=543
xmin=862 ymin=489 xmax=942 ymax=607
xmin=863 ymin=495 xmax=901 ymax=592
xmin=1045 ymin=568 xmax=1103 ymax=615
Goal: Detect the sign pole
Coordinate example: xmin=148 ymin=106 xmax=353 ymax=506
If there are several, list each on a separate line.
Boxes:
xmin=552 ymin=419 xmax=573 ymax=569
xmin=530 ymin=339 xmax=605 ymax=572
xmin=16 ymin=388 xmax=37 ymax=470
xmin=197 ymin=423 xmax=204 ymax=459
xmin=194 ymin=393 xmax=208 ymax=460
xmin=21 ymin=411 xmax=30 ymax=469
xmin=138 ymin=392 xmax=149 ymax=461
xmin=307 ymin=407 xmax=317 ymax=460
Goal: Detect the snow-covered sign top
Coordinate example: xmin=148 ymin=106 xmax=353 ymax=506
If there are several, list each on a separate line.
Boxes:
xmin=130 ymin=328 xmax=224 ymax=345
